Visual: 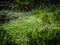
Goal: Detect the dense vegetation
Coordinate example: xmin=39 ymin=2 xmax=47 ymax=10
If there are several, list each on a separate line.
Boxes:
xmin=0 ymin=0 xmax=60 ymax=45
xmin=0 ymin=4 xmax=60 ymax=45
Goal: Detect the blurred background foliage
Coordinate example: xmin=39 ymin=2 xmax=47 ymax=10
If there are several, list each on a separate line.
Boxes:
xmin=0 ymin=0 xmax=60 ymax=10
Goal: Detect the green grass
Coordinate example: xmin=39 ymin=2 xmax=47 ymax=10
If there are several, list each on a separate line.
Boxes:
xmin=0 ymin=4 xmax=60 ymax=45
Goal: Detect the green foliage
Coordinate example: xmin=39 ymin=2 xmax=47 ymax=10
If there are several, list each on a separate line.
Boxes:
xmin=0 ymin=27 xmax=16 ymax=45
xmin=0 ymin=0 xmax=60 ymax=10
xmin=10 ymin=0 xmax=60 ymax=10
xmin=0 ymin=5 xmax=60 ymax=45
xmin=27 ymin=28 xmax=60 ymax=45
xmin=11 ymin=0 xmax=34 ymax=10
xmin=10 ymin=0 xmax=49 ymax=10
xmin=53 ymin=10 xmax=60 ymax=21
